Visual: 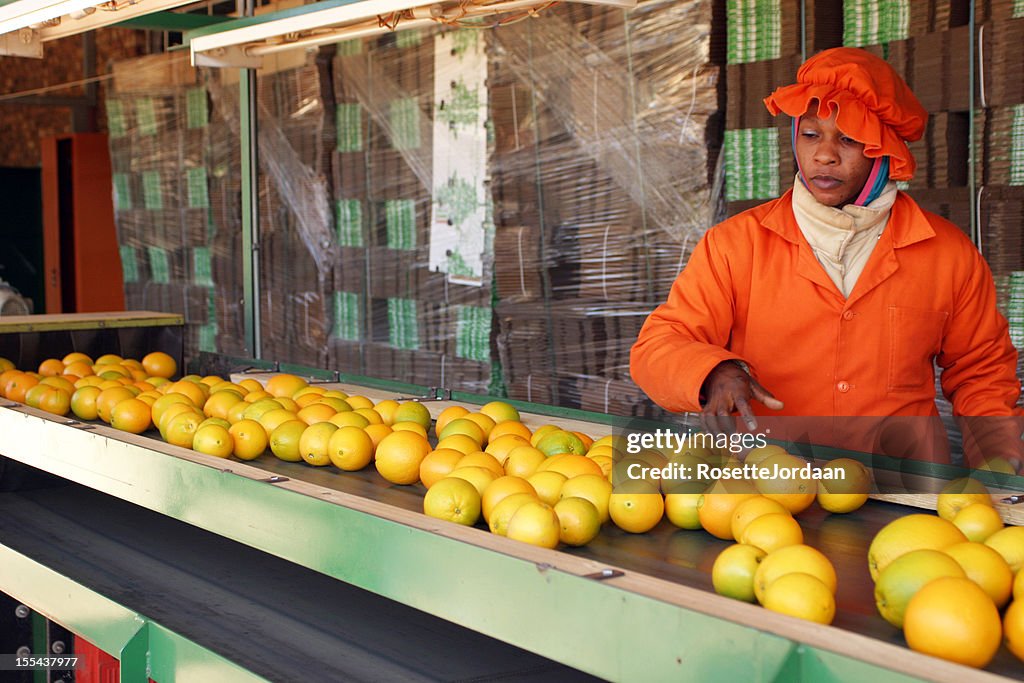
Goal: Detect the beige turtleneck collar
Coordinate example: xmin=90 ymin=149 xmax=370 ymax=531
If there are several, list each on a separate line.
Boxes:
xmin=791 ymin=175 xmax=898 ymax=297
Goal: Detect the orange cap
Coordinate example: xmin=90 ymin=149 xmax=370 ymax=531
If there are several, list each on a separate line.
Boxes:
xmin=763 ymin=47 xmax=927 ymax=181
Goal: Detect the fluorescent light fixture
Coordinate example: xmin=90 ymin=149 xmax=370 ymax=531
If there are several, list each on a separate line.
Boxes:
xmin=37 ymin=0 xmax=200 ymax=41
xmin=189 ymin=0 xmax=636 ymax=68
xmin=0 ymin=0 xmax=98 ymax=35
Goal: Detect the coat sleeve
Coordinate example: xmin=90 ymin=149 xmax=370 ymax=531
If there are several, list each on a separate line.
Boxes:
xmin=630 ymin=226 xmax=749 ymax=413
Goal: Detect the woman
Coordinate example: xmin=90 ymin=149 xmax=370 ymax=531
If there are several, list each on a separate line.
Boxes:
xmin=630 ymin=48 xmax=1021 ymax=469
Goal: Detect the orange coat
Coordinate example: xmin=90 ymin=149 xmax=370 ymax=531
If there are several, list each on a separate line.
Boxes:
xmin=630 ymin=190 xmax=1021 ymax=419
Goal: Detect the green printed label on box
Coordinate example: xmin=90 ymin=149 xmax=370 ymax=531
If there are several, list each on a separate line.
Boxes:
xmin=456 ymin=305 xmax=490 ymax=362
xmin=390 ymin=98 xmax=421 ymax=150
xmin=388 ymin=297 xmax=419 ymax=350
xmin=1016 ymin=0 xmax=1024 ymax=18
xmin=187 ymin=167 xmax=209 ymax=208
xmin=337 ymin=104 xmax=363 ymax=152
xmin=193 ymin=247 xmax=214 ymax=287
xmin=143 ymin=171 xmax=164 ymax=210
xmin=113 ymin=173 xmax=132 ymax=210
xmin=336 ymin=199 xmax=364 ymax=247
xmin=120 ymin=246 xmax=138 ymax=284
xmin=1011 ymin=104 xmax=1024 ymax=186
xmin=843 ymin=0 xmax=909 ymax=46
xmin=208 ymin=290 xmax=217 ymax=323
xmin=332 ymin=291 xmax=361 ymax=340
xmin=337 ymin=39 xmax=363 ymax=56
xmin=187 ymin=87 xmax=208 ymax=129
xmin=385 ymin=199 xmax=416 ymax=250
xmin=136 ymin=97 xmax=158 ymax=136
xmin=199 ymin=323 xmax=218 ymax=353
xmin=107 ymin=100 xmax=127 ymax=138
xmin=396 ymin=30 xmax=422 ymax=48
xmin=726 ymin=0 xmax=781 ymax=64
xmin=724 ymin=128 xmax=780 ymax=201
xmin=147 ymin=246 xmax=170 ymax=284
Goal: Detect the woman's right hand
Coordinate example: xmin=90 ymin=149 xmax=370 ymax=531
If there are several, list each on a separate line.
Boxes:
xmin=700 ymin=361 xmax=784 ymax=434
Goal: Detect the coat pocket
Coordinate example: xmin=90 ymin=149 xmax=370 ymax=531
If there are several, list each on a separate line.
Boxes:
xmin=887 ymin=306 xmax=948 ymax=392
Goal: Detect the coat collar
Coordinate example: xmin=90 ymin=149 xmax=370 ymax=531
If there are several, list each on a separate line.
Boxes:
xmin=760 ymin=189 xmax=936 ymax=248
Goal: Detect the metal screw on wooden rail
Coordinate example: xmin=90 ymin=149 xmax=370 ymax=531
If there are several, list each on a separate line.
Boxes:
xmin=584 ymin=569 xmax=624 ymax=581
xmin=1001 ymin=494 xmax=1024 ymax=505
xmin=260 ymin=476 xmax=289 ymax=484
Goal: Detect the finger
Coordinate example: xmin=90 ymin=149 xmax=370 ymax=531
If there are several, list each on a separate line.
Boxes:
xmin=750 ymin=380 xmax=785 ymax=411
xmin=716 ymin=407 xmax=737 ymax=436
xmin=734 ymin=396 xmax=758 ymax=431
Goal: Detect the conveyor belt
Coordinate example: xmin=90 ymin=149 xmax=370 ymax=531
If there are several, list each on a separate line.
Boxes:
xmin=247 ymin=452 xmax=1024 ymax=680
xmin=0 ymin=480 xmax=600 ymax=683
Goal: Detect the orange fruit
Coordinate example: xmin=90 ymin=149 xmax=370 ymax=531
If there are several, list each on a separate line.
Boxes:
xmin=38 ymin=387 xmax=71 ymax=416
xmin=609 ymin=492 xmax=665 ymax=533
xmin=730 ymin=496 xmax=791 ymax=541
xmin=329 ymin=411 xmax=370 ymax=429
xmin=739 ymin=513 xmax=804 ymax=554
xmin=743 ymin=444 xmax=790 ymax=466
xmin=527 ymin=470 xmax=568 ymax=506
xmin=438 ymin=418 xmax=485 ymax=446
xmin=265 ymin=373 xmax=308 ymax=398
xmin=258 ymin=408 xmax=300 ymax=437
xmin=243 ymin=399 xmax=285 ymax=424
xmin=553 ymin=497 xmax=601 ymax=546
xmin=503 ymin=445 xmax=547 ymax=478
xmin=535 ymin=430 xmax=587 ymax=457
xmin=435 ymin=405 xmax=470 ymax=436
xmin=110 ymin=398 xmax=152 ymax=434
xmin=24 ymin=383 xmax=52 ymax=409
xmin=480 ymin=400 xmax=520 ymax=424
xmin=269 ymin=420 xmax=307 ymax=462
xmin=4 ymin=373 xmax=39 ymax=403
xmin=165 ymin=380 xmax=206 ymax=407
xmin=903 ymin=577 xmax=1002 ymax=668
xmin=37 ymin=358 xmax=65 ymax=377
xmin=762 ymin=573 xmax=835 ymax=625
xmin=391 ymin=401 xmax=432 ymax=430
xmin=297 ymin=402 xmax=337 ymax=426
xmin=373 ymin=399 xmax=400 ymax=426
xmin=484 ymin=434 xmax=531 ymax=465
xmin=203 ymin=390 xmax=244 ymax=420
xmin=817 ymin=457 xmax=872 ymax=513
xmin=390 ymin=421 xmax=428 ymax=438
xmin=193 ymin=424 xmax=233 ymax=458
xmin=317 ymin=397 xmax=352 ymax=413
xmin=712 ymin=544 xmax=767 ymax=603
xmin=354 ymin=408 xmax=383 ymax=425
xmin=488 ymin=492 xmax=538 ymax=536
xmin=952 ymin=502 xmax=1004 ymax=543
xmin=944 ymin=541 xmax=1014 ymax=609
xmin=321 ymin=390 xmax=350 ymax=401
xmin=874 ymin=549 xmax=966 ymax=628
xmin=158 ymin=402 xmax=199 ymax=436
xmin=983 ymin=526 xmax=1024 ymax=573
xmin=363 ymin=422 xmax=392 ymax=447
xmin=481 ymin=475 xmax=536 ymax=522
xmin=867 ymin=514 xmax=967 ymax=581
xmin=298 ymin=422 xmax=338 ymax=466
xmin=488 ymin=420 xmax=531 ymax=443
xmin=538 ymin=454 xmax=603 ymax=479
xmin=1005 ymin=600 xmax=1024 ymax=663
xmin=1015 ymin=566 xmax=1024 ymax=601
xmin=327 ymin=426 xmax=374 ymax=471
xmin=70 ymin=386 xmax=102 ymax=421
xmin=424 ymin=477 xmax=481 ymax=526
xmin=559 ymin=474 xmax=613 ymax=525
xmin=697 ymin=485 xmax=760 ymax=540
xmin=237 ymin=378 xmax=263 ymax=394
xmin=243 ymin=390 xmax=273 ymax=404
xmin=344 ymin=395 xmax=373 ymax=410
xmin=507 ymin=501 xmax=560 ymax=549
xmin=457 ymin=451 xmax=505 ymax=479
xmin=96 ymin=386 xmax=137 ymax=423
xmin=62 ymin=360 xmax=94 ymax=379
xmin=448 ymin=466 xmax=497 ymax=497
xmin=419 ymin=449 xmax=466 ymax=489
xmin=754 ymin=544 xmax=836 ymax=604
xmin=436 ymin=434 xmax=480 ymax=455
xmin=164 ymin=410 xmax=205 ymax=449
xmin=141 ymin=351 xmax=177 ymax=379
xmin=462 ymin=412 xmax=496 ymax=442
xmin=754 ymin=453 xmax=816 ymax=514
xmin=529 ymin=424 xmax=560 ymax=447
xmin=229 ymin=419 xmax=269 ymax=460
xmin=664 ymin=493 xmax=704 ymax=530
xmin=937 ymin=477 xmax=992 ymax=521
xmin=61 ymin=352 xmax=92 ymax=366
xmin=375 ymin=431 xmax=431 ymax=485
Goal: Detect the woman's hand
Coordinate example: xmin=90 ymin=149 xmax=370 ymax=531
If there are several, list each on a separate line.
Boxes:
xmin=700 ymin=361 xmax=784 ymax=434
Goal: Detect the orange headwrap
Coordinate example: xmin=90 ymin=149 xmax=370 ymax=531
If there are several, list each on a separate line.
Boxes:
xmin=763 ymin=47 xmax=927 ymax=181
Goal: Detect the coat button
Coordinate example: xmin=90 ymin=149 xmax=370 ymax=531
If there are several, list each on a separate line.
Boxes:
xmin=842 ymin=310 xmax=855 ymax=321
xmin=837 ymin=381 xmax=850 ymax=392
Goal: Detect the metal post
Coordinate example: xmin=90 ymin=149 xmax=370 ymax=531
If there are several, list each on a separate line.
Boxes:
xmin=240 ymin=0 xmax=261 ymax=358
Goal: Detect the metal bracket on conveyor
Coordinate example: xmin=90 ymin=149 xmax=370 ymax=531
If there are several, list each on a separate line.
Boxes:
xmin=239 ymin=361 xmax=281 ymax=374
xmin=0 ymin=402 xmax=19 ymax=409
xmin=584 ymin=569 xmax=625 ymax=581
xmin=1001 ymin=494 xmax=1024 ymax=505
xmin=62 ymin=419 xmax=96 ymax=430
xmin=308 ymin=371 xmax=342 ymax=385
xmin=395 ymin=387 xmax=452 ymax=402
xmin=217 ymin=468 xmax=289 ymax=485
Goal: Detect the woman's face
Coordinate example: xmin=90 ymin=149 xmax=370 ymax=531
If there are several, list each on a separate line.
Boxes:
xmin=795 ymin=109 xmax=875 ymax=208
